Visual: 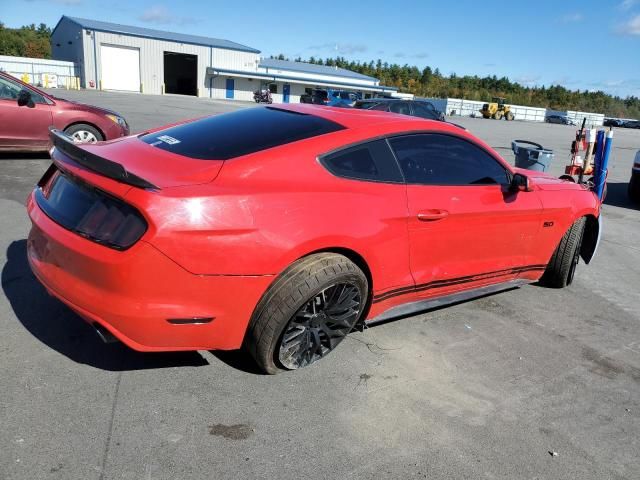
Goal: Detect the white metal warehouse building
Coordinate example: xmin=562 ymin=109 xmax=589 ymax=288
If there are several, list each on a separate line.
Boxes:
xmin=50 ymin=16 xmax=396 ymax=102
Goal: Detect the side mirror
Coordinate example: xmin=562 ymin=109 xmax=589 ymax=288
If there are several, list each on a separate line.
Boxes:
xmin=510 ymin=173 xmax=533 ymax=192
xmin=17 ymin=89 xmax=35 ymax=108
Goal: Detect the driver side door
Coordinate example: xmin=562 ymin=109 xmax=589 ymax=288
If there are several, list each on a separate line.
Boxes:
xmin=388 ymin=133 xmax=544 ymax=299
xmin=0 ymin=76 xmax=53 ymax=150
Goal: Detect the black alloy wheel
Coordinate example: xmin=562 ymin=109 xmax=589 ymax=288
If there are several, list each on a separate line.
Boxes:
xmin=278 ymin=282 xmax=362 ymax=369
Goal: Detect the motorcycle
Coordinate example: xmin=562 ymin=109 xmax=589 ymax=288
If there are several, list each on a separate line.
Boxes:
xmin=253 ymin=89 xmax=273 ymax=104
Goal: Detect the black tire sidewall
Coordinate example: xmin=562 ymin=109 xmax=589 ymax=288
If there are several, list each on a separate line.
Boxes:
xmin=270 ymin=271 xmax=367 ymax=371
xmin=246 ymin=254 xmax=368 ymax=374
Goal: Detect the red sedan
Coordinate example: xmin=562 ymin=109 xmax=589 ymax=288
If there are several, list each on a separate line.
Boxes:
xmin=0 ymin=71 xmax=129 ymax=151
xmin=26 ymin=105 xmax=601 ymax=373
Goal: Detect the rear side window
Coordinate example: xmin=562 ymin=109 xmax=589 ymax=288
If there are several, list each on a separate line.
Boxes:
xmin=321 ymin=139 xmax=403 ymax=183
xmin=389 ymin=102 xmax=411 ymax=115
xmin=140 ymin=107 xmax=344 ymax=160
xmin=389 ymin=134 xmax=510 ymax=185
xmin=412 ymin=103 xmax=439 ymax=120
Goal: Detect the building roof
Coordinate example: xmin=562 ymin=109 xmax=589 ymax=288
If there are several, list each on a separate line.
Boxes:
xmin=55 ymin=16 xmax=260 ymax=53
xmin=259 ymin=58 xmax=377 ymax=82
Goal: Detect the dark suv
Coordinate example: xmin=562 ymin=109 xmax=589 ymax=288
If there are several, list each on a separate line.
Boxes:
xmin=354 ymin=98 xmax=445 ymax=121
xmin=300 ymin=89 xmax=329 ymax=105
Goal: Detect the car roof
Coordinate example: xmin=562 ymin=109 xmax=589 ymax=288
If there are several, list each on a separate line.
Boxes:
xmin=274 ymin=104 xmax=453 ymax=132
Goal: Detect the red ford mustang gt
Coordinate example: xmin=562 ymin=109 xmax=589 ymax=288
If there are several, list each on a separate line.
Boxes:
xmin=26 ymin=104 xmax=601 ymax=373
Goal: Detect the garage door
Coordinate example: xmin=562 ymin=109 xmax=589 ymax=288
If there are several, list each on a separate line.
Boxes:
xmin=100 ymin=45 xmax=140 ymax=92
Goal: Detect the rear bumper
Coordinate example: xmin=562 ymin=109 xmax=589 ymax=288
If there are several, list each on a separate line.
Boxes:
xmin=26 ymin=192 xmax=273 ymax=351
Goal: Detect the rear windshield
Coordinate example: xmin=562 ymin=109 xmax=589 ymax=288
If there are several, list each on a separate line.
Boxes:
xmin=140 ymin=106 xmax=345 ymax=160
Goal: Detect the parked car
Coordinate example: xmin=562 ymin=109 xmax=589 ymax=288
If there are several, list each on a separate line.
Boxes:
xmin=0 ymin=71 xmax=129 ymax=151
xmin=624 ymin=120 xmax=640 ymax=129
xmin=354 ymin=98 xmax=445 ymax=121
xmin=300 ymin=89 xmax=329 ymax=105
xmin=629 ymin=150 xmax=640 ymax=204
xmin=545 ymin=114 xmax=577 ymax=126
xmin=27 ymin=104 xmax=601 ymax=373
xmin=603 ymin=118 xmax=625 ymax=127
xmin=327 ymin=90 xmax=359 ymax=108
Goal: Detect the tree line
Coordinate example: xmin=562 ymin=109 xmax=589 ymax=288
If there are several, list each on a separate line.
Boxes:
xmin=273 ymin=54 xmax=639 ymax=119
xmin=0 ymin=23 xmax=52 ymax=59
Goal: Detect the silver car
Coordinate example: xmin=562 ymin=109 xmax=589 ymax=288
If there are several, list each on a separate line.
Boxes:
xmin=546 ymin=114 xmax=577 ymax=126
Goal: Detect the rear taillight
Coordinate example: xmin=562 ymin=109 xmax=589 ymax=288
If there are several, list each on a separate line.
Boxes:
xmin=35 ymin=167 xmax=147 ymax=250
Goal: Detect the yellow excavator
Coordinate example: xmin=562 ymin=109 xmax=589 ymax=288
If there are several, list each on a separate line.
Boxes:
xmin=480 ymin=97 xmax=515 ymax=121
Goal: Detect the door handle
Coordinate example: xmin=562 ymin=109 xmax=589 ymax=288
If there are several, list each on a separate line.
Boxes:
xmin=417 ymin=209 xmax=449 ymax=221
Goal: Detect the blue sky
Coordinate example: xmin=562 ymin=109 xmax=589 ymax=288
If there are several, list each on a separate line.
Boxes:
xmin=4 ymin=0 xmax=640 ymax=97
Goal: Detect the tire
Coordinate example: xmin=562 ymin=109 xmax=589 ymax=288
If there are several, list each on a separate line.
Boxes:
xmin=629 ymin=178 xmax=640 ymax=204
xmin=494 ymin=112 xmax=503 ymax=120
xmin=505 ymin=111 xmax=514 ymax=121
xmin=540 ymin=217 xmax=586 ymax=288
xmin=64 ymin=123 xmax=103 ymax=143
xmin=245 ymin=253 xmax=368 ymax=374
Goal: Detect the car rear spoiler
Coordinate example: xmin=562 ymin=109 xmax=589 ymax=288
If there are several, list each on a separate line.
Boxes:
xmin=49 ymin=128 xmax=159 ymax=190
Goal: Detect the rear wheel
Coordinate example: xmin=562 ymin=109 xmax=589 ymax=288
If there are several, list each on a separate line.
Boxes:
xmin=245 ymin=253 xmax=368 ymax=374
xmin=64 ymin=123 xmax=103 ymax=144
xmin=540 ymin=217 xmax=586 ymax=288
xmin=505 ymin=111 xmax=514 ymax=121
xmin=628 ymin=178 xmax=640 ymax=204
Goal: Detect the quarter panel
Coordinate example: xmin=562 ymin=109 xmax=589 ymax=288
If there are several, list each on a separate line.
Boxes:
xmin=137 ymin=136 xmax=414 ymax=295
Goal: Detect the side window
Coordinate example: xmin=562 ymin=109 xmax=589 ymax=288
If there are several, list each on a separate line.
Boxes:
xmin=28 ymin=89 xmax=47 ymax=104
xmin=389 ymin=101 xmax=411 ymax=115
xmin=389 ymin=134 xmax=510 ymax=186
xmin=321 ymin=139 xmax=403 ymax=183
xmin=412 ymin=103 xmax=439 ymax=120
xmin=0 ymin=77 xmax=22 ymax=100
xmin=370 ymin=102 xmax=389 ymax=111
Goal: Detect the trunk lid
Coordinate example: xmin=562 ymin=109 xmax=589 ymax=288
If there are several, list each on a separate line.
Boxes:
xmin=75 ymin=135 xmax=224 ymax=188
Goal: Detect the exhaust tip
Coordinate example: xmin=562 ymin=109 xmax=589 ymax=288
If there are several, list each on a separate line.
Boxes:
xmin=93 ymin=323 xmax=118 ymax=344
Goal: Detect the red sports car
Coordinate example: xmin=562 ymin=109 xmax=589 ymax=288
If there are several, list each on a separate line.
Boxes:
xmin=0 ymin=71 xmax=129 ymax=151
xmin=26 ymin=105 xmax=601 ymax=373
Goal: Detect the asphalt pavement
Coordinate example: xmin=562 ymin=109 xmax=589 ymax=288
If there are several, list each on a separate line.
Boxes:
xmin=1 ymin=89 xmax=639 ymax=479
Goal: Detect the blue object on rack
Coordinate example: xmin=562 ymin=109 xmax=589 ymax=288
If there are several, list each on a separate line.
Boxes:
xmin=594 ymin=130 xmax=613 ymax=200
xmin=592 ymin=130 xmax=605 ymax=196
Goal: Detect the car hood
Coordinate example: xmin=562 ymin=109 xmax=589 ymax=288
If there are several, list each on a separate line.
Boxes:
xmin=53 ymin=96 xmax=122 ymax=117
xmin=78 ymin=136 xmax=224 ymax=188
xmin=514 ymin=168 xmax=586 ymax=191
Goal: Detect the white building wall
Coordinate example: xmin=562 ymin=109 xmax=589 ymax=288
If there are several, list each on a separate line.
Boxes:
xmin=213 ymin=48 xmax=259 ymax=71
xmin=212 ymin=76 xmax=257 ymax=101
xmin=83 ymin=30 xmax=212 ymax=95
xmin=257 ymin=66 xmax=377 ymax=87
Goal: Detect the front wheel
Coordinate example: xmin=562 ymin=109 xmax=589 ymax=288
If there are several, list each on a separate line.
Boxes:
xmin=245 ymin=253 xmax=368 ymax=374
xmin=64 ymin=123 xmax=103 ymax=143
xmin=539 ymin=217 xmax=586 ymax=288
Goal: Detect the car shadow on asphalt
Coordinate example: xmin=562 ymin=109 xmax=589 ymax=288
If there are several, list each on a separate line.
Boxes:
xmin=603 ymin=182 xmax=638 ymax=210
xmin=0 ymin=152 xmax=50 ymax=160
xmin=2 ymin=240 xmax=209 ymax=371
xmin=210 ymin=350 xmax=265 ymax=375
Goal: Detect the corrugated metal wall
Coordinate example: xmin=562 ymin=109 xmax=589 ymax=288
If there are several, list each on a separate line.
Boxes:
xmin=83 ymin=30 xmax=213 ymax=95
xmin=0 ymin=55 xmax=80 ymax=88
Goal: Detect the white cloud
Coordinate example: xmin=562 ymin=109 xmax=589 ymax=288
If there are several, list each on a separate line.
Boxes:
xmin=560 ymin=12 xmax=584 ymax=23
xmin=619 ymin=0 xmax=638 ymax=10
xmin=515 ymin=75 xmax=541 ymax=86
xmin=617 ymin=14 xmax=640 ymax=35
xmin=307 ymin=43 xmax=368 ymax=55
xmin=138 ymin=5 xmax=198 ymax=25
